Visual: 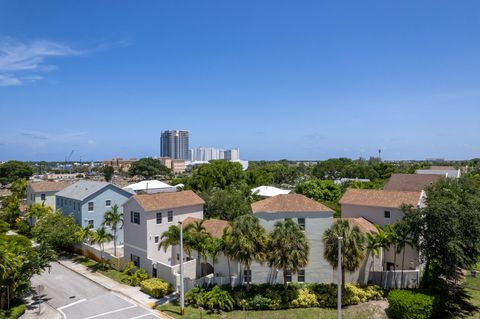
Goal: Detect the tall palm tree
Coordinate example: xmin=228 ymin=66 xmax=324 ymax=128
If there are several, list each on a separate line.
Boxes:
xmin=374 ymin=224 xmax=393 ymax=286
xmin=102 ymin=204 xmax=123 ymax=256
xmin=75 ymin=223 xmax=94 ymax=244
xmin=206 ymin=236 xmax=224 ymax=276
xmin=393 ymin=220 xmax=415 ymax=287
xmin=91 ymin=226 xmax=113 ymax=269
xmin=229 ymin=214 xmax=269 ymax=291
xmin=323 ymin=219 xmax=366 ymax=291
xmin=189 ymin=220 xmax=209 ymax=276
xmin=159 ymin=224 xmax=194 ymax=258
xmin=222 ymin=226 xmax=235 ymax=286
xmin=366 ymin=232 xmax=380 ymax=273
xmin=268 ymin=220 xmax=309 ymax=289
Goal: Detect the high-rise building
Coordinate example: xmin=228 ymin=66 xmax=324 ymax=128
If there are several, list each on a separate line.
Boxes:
xmin=160 ymin=130 xmax=189 ymax=160
xmin=190 ymin=147 xmax=240 ymax=162
xmin=225 ymin=148 xmax=240 ymax=161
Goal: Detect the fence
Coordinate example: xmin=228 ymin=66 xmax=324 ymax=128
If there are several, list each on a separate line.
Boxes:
xmin=73 ymin=243 xmax=123 ymax=270
xmin=369 ymin=270 xmax=420 ymax=289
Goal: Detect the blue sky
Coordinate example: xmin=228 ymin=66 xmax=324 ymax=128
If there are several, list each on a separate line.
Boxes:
xmin=1 ymin=1 xmax=479 ymax=161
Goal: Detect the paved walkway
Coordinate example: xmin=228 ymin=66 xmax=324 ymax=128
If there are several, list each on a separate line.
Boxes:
xmin=21 ymin=292 xmax=62 ymax=319
xmin=57 ymin=257 xmax=175 ymax=318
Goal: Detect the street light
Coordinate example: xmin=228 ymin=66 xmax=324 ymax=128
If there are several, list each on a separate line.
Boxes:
xmin=179 ymin=221 xmax=185 ymax=316
xmin=338 ymin=236 xmax=342 ymax=319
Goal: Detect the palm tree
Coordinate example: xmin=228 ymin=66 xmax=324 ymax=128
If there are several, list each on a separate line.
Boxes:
xmin=374 ymin=224 xmax=393 ymax=286
xmin=189 ymin=220 xmax=209 ymax=276
xmin=366 ymin=232 xmax=380 ymax=273
xmin=159 ymin=224 xmax=194 ymax=259
xmin=91 ymin=226 xmax=113 ymax=269
xmin=229 ymin=214 xmax=269 ymax=291
xmin=75 ymin=223 xmax=94 ymax=244
xmin=323 ymin=219 xmax=366 ymax=292
xmin=102 ymin=204 xmax=123 ymax=257
xmin=206 ymin=236 xmax=224 ymax=276
xmin=222 ymin=226 xmax=235 ymax=286
xmin=393 ymin=220 xmax=415 ymax=287
xmin=268 ymin=220 xmax=309 ymax=289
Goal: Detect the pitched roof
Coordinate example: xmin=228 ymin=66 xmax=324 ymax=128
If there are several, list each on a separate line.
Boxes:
xmin=340 ymin=188 xmax=422 ymax=208
xmin=383 ymin=173 xmax=441 ymax=192
xmin=251 ymin=193 xmax=334 ymax=214
xmin=132 ymin=190 xmax=205 ymax=212
xmin=182 ymin=217 xmax=230 ymax=239
xmin=56 ymin=180 xmax=130 ymax=201
xmin=29 ymin=181 xmax=72 ymax=193
xmin=251 ymin=186 xmax=291 ymax=197
xmin=340 ymin=217 xmax=378 ymax=234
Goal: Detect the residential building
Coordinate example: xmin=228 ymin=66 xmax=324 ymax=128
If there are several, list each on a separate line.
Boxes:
xmin=415 ymin=166 xmax=461 ymax=178
xmin=189 ymin=147 xmax=240 ymax=162
xmin=384 ymin=173 xmax=441 ymax=192
xmin=123 ymin=180 xmax=177 ymax=194
xmin=27 ymin=181 xmax=72 ymax=209
xmin=224 ymin=148 xmax=240 ymax=161
xmin=56 ymin=180 xmax=134 ymax=244
xmin=251 ymin=186 xmax=291 ymax=197
xmin=102 ymin=158 xmax=137 ymax=173
xmin=250 ymin=194 xmax=335 ymax=284
xmin=123 ymin=190 xmax=205 ymax=278
xmin=160 ymin=130 xmax=189 ymax=160
xmin=340 ymin=188 xmax=424 ymax=270
xmin=159 ymin=157 xmax=186 ymax=174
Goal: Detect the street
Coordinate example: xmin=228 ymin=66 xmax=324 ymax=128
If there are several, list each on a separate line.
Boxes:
xmin=31 ymin=262 xmax=161 ymax=319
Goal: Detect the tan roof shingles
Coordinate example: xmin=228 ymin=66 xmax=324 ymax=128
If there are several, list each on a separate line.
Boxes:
xmin=252 ymin=193 xmax=334 ymax=214
xmin=182 ymin=217 xmax=230 ymax=239
xmin=29 ymin=181 xmax=72 ymax=193
xmin=384 ymin=173 xmax=441 ymax=192
xmin=339 ymin=217 xmax=378 ymax=234
xmin=133 ymin=190 xmax=205 ymax=212
xmin=340 ymin=188 xmax=421 ymax=208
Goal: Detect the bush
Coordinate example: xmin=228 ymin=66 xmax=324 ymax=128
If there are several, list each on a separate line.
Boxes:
xmin=128 ymin=269 xmax=149 ymax=286
xmin=201 ymin=286 xmax=234 ymax=312
xmin=388 ymin=289 xmax=437 ymax=319
xmin=247 ymin=295 xmax=274 ymax=310
xmin=140 ymin=278 xmax=172 ymax=298
xmin=0 ymin=303 xmax=27 ymax=319
xmin=185 ymin=287 xmax=205 ymax=306
xmin=291 ymin=288 xmax=319 ymax=308
xmin=122 ymin=261 xmax=136 ymax=275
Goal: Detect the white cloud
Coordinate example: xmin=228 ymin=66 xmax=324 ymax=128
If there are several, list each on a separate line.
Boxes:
xmin=0 ymin=38 xmax=83 ymax=86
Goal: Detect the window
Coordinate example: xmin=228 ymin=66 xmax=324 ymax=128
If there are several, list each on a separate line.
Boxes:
xmin=156 ymin=212 xmax=162 ymax=224
xmin=87 ymin=220 xmax=94 ymax=227
xmin=285 ymin=270 xmax=292 ymax=282
xmin=284 ymin=218 xmax=292 ymax=222
xmin=105 ymin=200 xmax=111 ymax=207
xmin=298 ymin=218 xmax=306 ymax=231
xmin=130 ymin=254 xmax=140 ymax=267
xmin=167 ymin=211 xmax=173 ymax=222
xmin=130 ymin=211 xmax=140 ymax=224
xmin=297 ymin=269 xmax=305 ymax=282
xmin=384 ymin=211 xmax=391 ymax=219
xmin=40 ymin=193 xmax=46 ymax=201
xmin=244 ymin=269 xmax=252 ymax=283
xmin=154 ymin=236 xmax=159 ymax=243
xmin=88 ymin=202 xmax=94 ymax=211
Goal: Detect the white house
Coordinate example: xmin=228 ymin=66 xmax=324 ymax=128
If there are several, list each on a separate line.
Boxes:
xmin=250 ymin=193 xmax=334 ymax=284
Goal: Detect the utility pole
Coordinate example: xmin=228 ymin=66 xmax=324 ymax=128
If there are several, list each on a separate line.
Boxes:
xmin=338 ymin=236 xmax=342 ymax=319
xmin=179 ymin=221 xmax=185 ymax=316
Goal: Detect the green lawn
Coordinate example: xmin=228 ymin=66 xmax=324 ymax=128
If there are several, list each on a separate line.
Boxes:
xmin=72 ymin=255 xmax=131 ymax=284
xmin=158 ymin=302 xmax=388 ymax=319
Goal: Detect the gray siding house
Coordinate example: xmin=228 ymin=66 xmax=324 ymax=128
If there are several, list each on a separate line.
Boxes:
xmin=250 ymin=194 xmax=334 ymax=284
xmin=56 ymin=180 xmax=133 ymax=244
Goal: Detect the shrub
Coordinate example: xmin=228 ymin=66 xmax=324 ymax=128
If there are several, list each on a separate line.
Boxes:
xmin=0 ymin=303 xmax=27 ymax=319
xmin=388 ymin=289 xmax=437 ymax=319
xmin=247 ymin=295 xmax=274 ymax=310
xmin=201 ymin=286 xmax=234 ymax=312
xmin=185 ymin=287 xmax=205 ymax=306
xmin=122 ymin=261 xmax=136 ymax=275
xmin=129 ymin=269 xmax=149 ymax=286
xmin=291 ymin=288 xmax=319 ymax=308
xmin=140 ymin=278 xmax=172 ymax=298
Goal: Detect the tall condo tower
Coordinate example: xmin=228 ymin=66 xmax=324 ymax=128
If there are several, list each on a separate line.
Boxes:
xmin=160 ymin=130 xmax=190 ymax=160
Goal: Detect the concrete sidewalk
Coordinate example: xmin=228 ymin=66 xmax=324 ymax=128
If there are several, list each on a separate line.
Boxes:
xmin=57 ymin=257 xmax=176 ymax=318
xmin=21 ymin=293 xmax=61 ymax=319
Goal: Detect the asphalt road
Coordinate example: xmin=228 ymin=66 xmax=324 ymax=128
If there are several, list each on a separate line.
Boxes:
xmin=31 ymin=262 xmax=160 ymax=319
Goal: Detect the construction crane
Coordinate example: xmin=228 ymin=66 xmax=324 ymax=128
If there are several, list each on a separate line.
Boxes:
xmin=64 ymin=150 xmax=75 ymax=171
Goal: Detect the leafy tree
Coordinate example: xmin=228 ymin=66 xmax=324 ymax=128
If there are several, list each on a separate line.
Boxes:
xmin=312 ymin=158 xmax=352 ymax=180
xmin=229 ymin=214 xmax=270 ymax=290
xmin=188 ymin=161 xmax=246 ymax=192
xmin=0 ymin=196 xmax=20 ymax=225
xmin=103 ymin=165 xmax=114 ymax=182
xmin=102 ymin=204 xmax=123 ymax=256
xmin=295 ymin=179 xmax=342 ymax=202
xmin=128 ymin=158 xmax=172 ymax=179
xmin=202 ymin=188 xmax=252 ymax=220
xmin=323 ymin=219 xmax=366 ymax=291
xmin=32 ymin=212 xmax=82 ymax=249
xmin=403 ymin=176 xmax=480 ymax=290
xmin=90 ymin=226 xmax=113 ymax=269
xmin=74 ymin=223 xmax=95 ymax=244
xmin=268 ymin=220 xmax=309 ymax=289
xmin=0 ymin=161 xmax=34 ymax=184
xmin=10 ymin=179 xmax=27 ymax=199
xmin=247 ymin=163 xmax=300 ymax=186
xmin=25 ymin=203 xmax=54 ymax=225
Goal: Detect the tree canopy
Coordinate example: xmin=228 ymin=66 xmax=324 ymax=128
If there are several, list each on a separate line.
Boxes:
xmin=188 ymin=161 xmax=246 ymax=192
xmin=128 ymin=158 xmax=172 ymax=179
xmin=295 ymin=179 xmax=342 ymax=202
xmin=32 ymin=212 xmax=82 ymax=250
xmin=0 ymin=161 xmax=34 ymax=184
xmin=202 ymin=188 xmax=252 ymax=220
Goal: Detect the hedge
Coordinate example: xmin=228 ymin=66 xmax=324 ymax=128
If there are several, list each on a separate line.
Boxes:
xmin=388 ymin=289 xmax=437 ymax=319
xmin=140 ymin=278 xmax=172 ymax=298
xmin=0 ymin=304 xmax=27 ymax=319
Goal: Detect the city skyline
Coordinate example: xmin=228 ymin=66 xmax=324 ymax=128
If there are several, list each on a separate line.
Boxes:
xmin=1 ymin=1 xmax=480 ymax=161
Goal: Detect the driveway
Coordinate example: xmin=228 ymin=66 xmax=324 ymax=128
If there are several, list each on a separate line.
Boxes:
xmin=31 ymin=262 xmax=161 ymax=319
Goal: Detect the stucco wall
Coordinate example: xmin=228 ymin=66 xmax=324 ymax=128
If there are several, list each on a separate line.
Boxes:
xmin=27 ymin=187 xmax=57 ymax=209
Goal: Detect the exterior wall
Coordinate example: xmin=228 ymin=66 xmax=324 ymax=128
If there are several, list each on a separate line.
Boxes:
xmin=57 ymin=185 xmax=131 ymax=244
xmin=27 ymin=187 xmax=57 ymax=209
xmin=123 ymin=199 xmax=204 ymax=278
xmin=250 ymin=212 xmax=334 ymax=284
xmin=342 ymin=204 xmax=420 ymax=270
